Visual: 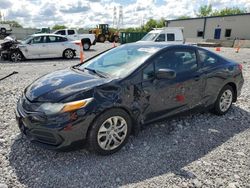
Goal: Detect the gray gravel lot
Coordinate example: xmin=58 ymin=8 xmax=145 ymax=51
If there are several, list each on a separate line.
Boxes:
xmin=0 ymin=44 xmax=250 ymax=188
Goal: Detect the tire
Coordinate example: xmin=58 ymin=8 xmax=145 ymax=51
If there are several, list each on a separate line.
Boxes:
xmin=98 ymin=35 xmax=106 ymax=43
xmin=212 ymin=85 xmax=234 ymax=115
xmin=83 ymin=42 xmax=90 ymax=51
xmin=114 ymin=35 xmax=119 ymax=43
xmin=63 ymin=49 xmax=74 ymax=59
xmin=1 ymin=28 xmax=6 ymax=34
xmin=87 ymin=109 xmax=132 ymax=155
xmin=10 ymin=51 xmax=23 ymax=62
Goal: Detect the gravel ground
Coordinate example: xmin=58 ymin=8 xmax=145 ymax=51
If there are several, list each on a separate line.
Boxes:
xmin=0 ymin=44 xmax=250 ymax=188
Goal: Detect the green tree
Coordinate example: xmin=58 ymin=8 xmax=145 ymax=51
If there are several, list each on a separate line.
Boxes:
xmin=0 ymin=20 xmax=22 ymax=28
xmin=178 ymin=15 xmax=191 ymax=19
xmin=52 ymin=24 xmax=67 ymax=30
xmin=144 ymin=18 xmax=158 ymax=32
xmin=156 ymin=18 xmax=165 ymax=28
xmin=120 ymin=18 xmax=166 ymax=33
xmin=211 ymin=7 xmax=247 ymax=16
xmin=196 ymin=4 xmax=213 ymax=17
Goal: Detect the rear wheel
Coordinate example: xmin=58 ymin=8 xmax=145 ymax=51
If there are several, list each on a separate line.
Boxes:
xmin=87 ymin=109 xmax=131 ymax=155
xmin=83 ymin=42 xmax=90 ymax=51
xmin=63 ymin=49 xmax=74 ymax=59
xmin=10 ymin=51 xmax=23 ymax=62
xmin=212 ymin=85 xmax=234 ymax=115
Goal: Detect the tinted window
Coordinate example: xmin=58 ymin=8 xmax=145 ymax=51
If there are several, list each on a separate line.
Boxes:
xmin=31 ymin=36 xmax=44 ymax=44
xmin=154 ymin=49 xmax=197 ymax=73
xmin=198 ymin=49 xmax=218 ymax=66
xmin=143 ymin=63 xmax=154 ymax=80
xmin=155 ymin=34 xmax=165 ymax=42
xmin=68 ymin=30 xmax=75 ymax=35
xmin=57 ymin=36 xmax=68 ymax=42
xmin=167 ymin=34 xmax=175 ymax=41
xmin=45 ymin=36 xmax=57 ymax=43
xmin=55 ymin=30 xmax=66 ymax=35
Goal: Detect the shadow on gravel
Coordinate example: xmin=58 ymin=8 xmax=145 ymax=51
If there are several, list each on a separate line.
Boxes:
xmin=0 ymin=57 xmax=80 ymax=64
xmin=9 ymin=105 xmax=250 ymax=187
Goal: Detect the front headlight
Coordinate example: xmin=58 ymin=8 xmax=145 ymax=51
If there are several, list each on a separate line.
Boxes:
xmin=37 ymin=98 xmax=93 ymax=115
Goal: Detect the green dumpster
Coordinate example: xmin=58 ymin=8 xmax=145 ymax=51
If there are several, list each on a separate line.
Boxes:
xmin=120 ymin=32 xmax=147 ymax=44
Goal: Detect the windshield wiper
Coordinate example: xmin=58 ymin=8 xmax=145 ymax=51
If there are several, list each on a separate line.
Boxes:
xmin=84 ymin=67 xmax=109 ymax=78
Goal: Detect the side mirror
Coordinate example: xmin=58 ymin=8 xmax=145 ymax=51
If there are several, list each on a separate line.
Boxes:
xmin=156 ymin=69 xmax=176 ymax=79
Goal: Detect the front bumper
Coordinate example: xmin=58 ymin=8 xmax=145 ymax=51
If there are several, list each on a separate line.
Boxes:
xmin=15 ymin=97 xmax=94 ymax=150
xmin=92 ymin=39 xmax=96 ymax=45
xmin=0 ymin=50 xmax=10 ymax=60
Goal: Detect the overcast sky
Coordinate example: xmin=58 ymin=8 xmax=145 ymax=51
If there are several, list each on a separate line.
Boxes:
xmin=0 ymin=0 xmax=249 ymax=28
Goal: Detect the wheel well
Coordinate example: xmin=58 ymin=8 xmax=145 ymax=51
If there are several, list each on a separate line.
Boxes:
xmin=86 ymin=107 xmax=138 ymax=138
xmin=225 ymin=82 xmax=237 ymax=102
xmin=10 ymin=49 xmax=25 ymax=58
xmin=81 ymin=38 xmax=91 ymax=45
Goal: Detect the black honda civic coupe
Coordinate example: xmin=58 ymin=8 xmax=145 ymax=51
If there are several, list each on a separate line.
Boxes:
xmin=16 ymin=43 xmax=244 ymax=155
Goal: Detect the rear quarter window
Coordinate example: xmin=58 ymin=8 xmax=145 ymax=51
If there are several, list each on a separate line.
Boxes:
xmin=198 ymin=49 xmax=220 ymax=67
xmin=57 ymin=36 xmax=68 ymax=42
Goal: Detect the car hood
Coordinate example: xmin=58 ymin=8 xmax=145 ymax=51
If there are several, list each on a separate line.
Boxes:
xmin=25 ymin=68 xmax=111 ymax=102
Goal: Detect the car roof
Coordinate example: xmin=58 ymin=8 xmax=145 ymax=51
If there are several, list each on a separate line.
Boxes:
xmin=122 ymin=42 xmax=196 ymax=50
xmin=31 ymin=33 xmax=66 ymax=37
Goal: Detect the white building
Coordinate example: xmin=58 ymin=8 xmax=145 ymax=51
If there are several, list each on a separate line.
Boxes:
xmin=166 ymin=13 xmax=250 ymax=41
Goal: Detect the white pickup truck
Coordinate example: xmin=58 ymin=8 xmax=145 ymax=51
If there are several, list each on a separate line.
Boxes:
xmin=138 ymin=27 xmax=184 ymax=44
xmin=53 ymin=29 xmax=96 ymax=51
xmin=0 ymin=24 xmax=12 ymax=35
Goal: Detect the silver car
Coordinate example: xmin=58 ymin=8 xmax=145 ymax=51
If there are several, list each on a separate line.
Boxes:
xmin=9 ymin=34 xmax=80 ymax=61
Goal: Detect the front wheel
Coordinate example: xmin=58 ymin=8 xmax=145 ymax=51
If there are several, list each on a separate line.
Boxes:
xmin=63 ymin=49 xmax=74 ymax=59
xmin=1 ymin=28 xmax=6 ymax=34
xmin=98 ymin=35 xmax=106 ymax=43
xmin=114 ymin=35 xmax=119 ymax=43
xmin=87 ymin=109 xmax=132 ymax=155
xmin=10 ymin=51 xmax=23 ymax=62
xmin=212 ymin=85 xmax=234 ymax=115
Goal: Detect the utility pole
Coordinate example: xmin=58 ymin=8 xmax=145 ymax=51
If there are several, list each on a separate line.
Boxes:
xmin=118 ymin=5 xmax=123 ymax=29
xmin=113 ymin=6 xmax=117 ymax=28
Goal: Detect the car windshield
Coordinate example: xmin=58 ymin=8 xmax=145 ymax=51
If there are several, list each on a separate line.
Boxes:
xmin=22 ymin=35 xmax=33 ymax=44
xmin=141 ymin=33 xmax=159 ymax=41
xmin=78 ymin=45 xmax=161 ymax=78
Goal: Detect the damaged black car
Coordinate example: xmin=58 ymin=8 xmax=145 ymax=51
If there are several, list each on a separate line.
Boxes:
xmin=15 ymin=43 xmax=244 ymax=155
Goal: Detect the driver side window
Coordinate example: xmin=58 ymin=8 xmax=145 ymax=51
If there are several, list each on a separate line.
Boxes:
xmin=155 ymin=34 xmax=165 ymax=42
xmin=154 ymin=49 xmax=197 ymax=73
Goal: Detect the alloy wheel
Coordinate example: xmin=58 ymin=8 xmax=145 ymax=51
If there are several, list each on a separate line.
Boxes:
xmin=64 ymin=49 xmax=74 ymax=59
xmin=219 ymin=89 xmax=233 ymax=112
xmin=97 ymin=116 xmax=128 ymax=151
xmin=11 ymin=52 xmax=22 ymax=62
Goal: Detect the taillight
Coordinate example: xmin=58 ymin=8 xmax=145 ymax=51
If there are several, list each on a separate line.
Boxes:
xmin=238 ymin=64 xmax=243 ymax=71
